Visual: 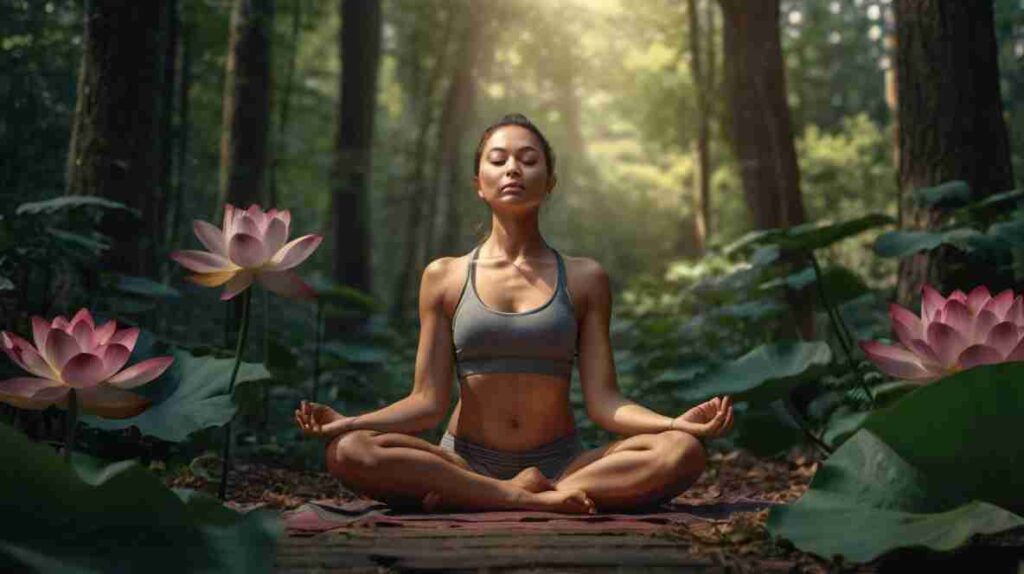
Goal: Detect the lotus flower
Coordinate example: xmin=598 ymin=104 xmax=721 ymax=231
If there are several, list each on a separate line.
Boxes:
xmin=860 ymin=285 xmax=1024 ymax=382
xmin=170 ymin=204 xmax=322 ymax=301
xmin=0 ymin=309 xmax=174 ymax=418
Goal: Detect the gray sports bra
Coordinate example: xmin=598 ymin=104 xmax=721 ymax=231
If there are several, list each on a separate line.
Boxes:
xmin=452 ymin=244 xmax=578 ymax=379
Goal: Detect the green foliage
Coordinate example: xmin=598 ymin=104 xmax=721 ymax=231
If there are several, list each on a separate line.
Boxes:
xmin=769 ymin=362 xmax=1024 ymax=561
xmin=0 ymin=422 xmax=281 ymax=573
xmin=82 ymin=350 xmax=272 ymax=443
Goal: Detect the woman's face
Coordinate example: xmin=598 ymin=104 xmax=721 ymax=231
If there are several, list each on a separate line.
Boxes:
xmin=475 ymin=125 xmax=556 ymax=212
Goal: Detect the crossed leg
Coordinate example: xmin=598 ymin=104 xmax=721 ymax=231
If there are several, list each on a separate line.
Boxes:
xmin=325 ymin=430 xmax=595 ymax=514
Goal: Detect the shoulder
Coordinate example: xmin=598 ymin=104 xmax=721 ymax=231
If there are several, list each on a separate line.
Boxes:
xmin=562 ymin=254 xmax=611 ymax=313
xmin=421 ymin=253 xmax=473 ymax=314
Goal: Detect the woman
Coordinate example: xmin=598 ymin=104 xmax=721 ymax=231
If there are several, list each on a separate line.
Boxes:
xmin=295 ymin=114 xmax=734 ymax=514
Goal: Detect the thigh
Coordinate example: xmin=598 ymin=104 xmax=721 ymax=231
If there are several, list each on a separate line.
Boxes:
xmin=552 ymin=433 xmax=666 ymax=483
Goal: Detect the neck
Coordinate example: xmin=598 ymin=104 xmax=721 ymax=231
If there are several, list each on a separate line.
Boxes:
xmin=482 ymin=210 xmax=548 ymax=262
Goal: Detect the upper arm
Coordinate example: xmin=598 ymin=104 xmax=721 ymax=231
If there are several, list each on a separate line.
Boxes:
xmin=575 ymin=259 xmax=621 ymax=421
xmin=410 ymin=258 xmax=456 ymax=420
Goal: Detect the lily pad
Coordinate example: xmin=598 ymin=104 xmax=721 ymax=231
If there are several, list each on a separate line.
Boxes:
xmin=674 ymin=341 xmax=832 ymax=404
xmin=82 ymin=350 xmax=272 ymax=442
xmin=0 ymin=422 xmax=281 ymax=573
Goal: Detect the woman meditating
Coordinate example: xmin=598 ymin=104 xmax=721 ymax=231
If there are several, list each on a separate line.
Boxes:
xmin=295 ymin=113 xmax=734 ymax=514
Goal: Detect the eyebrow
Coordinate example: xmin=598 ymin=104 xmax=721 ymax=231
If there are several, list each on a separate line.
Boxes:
xmin=487 ymin=146 xmax=539 ymax=154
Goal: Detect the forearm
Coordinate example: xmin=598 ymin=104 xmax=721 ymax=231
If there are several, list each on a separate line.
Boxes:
xmin=341 ymin=394 xmax=443 ymax=435
xmin=592 ymin=394 xmax=674 ymax=437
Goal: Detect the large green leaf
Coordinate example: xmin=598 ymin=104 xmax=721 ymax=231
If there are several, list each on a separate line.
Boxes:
xmin=673 ymin=341 xmax=832 ymax=404
xmin=723 ymin=214 xmax=893 ymax=256
xmin=730 ymin=400 xmax=805 ymax=456
xmin=15 ymin=195 xmax=139 ymax=216
xmin=769 ymin=363 xmax=1024 ymax=561
xmin=113 ymin=274 xmax=182 ymax=299
xmin=910 ymin=180 xmax=971 ymax=209
xmin=862 ymin=362 xmax=1024 ymax=513
xmin=767 ymin=430 xmax=1023 ymax=563
xmin=873 ymin=227 xmax=980 ymax=258
xmin=0 ymin=423 xmax=281 ymax=573
xmin=82 ymin=350 xmax=272 ymax=442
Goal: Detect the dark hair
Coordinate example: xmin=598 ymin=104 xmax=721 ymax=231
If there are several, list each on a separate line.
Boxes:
xmin=473 ymin=113 xmax=556 ymax=177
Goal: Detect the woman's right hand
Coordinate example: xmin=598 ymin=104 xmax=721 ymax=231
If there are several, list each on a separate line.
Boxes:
xmin=294 ymin=400 xmax=351 ymax=440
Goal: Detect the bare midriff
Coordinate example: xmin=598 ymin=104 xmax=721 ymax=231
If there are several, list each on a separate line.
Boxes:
xmin=445 ymin=372 xmax=577 ymax=452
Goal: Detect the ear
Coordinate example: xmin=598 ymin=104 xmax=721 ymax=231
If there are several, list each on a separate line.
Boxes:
xmin=546 ymin=174 xmax=558 ymax=194
xmin=473 ymin=175 xmax=484 ymax=201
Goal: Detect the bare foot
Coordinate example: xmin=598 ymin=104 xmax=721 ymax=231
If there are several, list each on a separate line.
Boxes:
xmin=507 ymin=467 xmax=555 ymax=493
xmin=521 ymin=489 xmax=597 ymax=514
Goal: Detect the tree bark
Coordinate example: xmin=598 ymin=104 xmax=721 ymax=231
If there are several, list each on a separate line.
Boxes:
xmin=66 ymin=0 xmax=173 ymax=276
xmin=331 ymin=0 xmax=381 ymax=295
xmin=686 ymin=0 xmax=713 ymax=255
xmin=219 ymin=0 xmax=273 ymax=211
xmin=894 ymin=0 xmax=1015 ymax=306
xmin=269 ymin=0 xmax=302 ymax=209
xmin=718 ymin=0 xmax=814 ymax=339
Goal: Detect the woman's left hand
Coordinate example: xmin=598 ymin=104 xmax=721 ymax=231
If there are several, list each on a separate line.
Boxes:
xmin=670 ymin=396 xmax=735 ymax=439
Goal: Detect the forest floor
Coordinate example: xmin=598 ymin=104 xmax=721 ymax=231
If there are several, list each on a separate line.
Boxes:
xmin=165 ymin=447 xmax=1023 ymax=573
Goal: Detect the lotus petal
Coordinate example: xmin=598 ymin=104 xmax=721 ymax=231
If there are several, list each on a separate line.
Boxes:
xmin=71 ymin=319 xmax=95 ymax=352
xmin=0 ymin=377 xmax=66 ymax=410
xmin=234 ymin=214 xmax=262 ymax=240
xmin=264 ymin=217 xmax=288 ymax=255
xmin=193 ymin=220 xmax=227 ymax=256
xmin=222 ymin=204 xmax=237 ymax=237
xmin=859 ymin=341 xmax=935 ymax=380
xmin=985 ymin=322 xmax=1020 ymax=358
xmin=51 ymin=316 xmax=70 ymax=331
xmin=61 ymin=353 xmax=107 ymax=388
xmin=940 ymin=299 xmax=972 ymax=337
xmin=267 ymin=234 xmax=322 ymax=271
xmin=889 ymin=303 xmax=924 ymax=348
xmin=228 ymin=233 xmax=268 ymax=268
xmin=220 ymin=270 xmax=255 ymax=301
xmin=984 ymin=289 xmax=1015 ymax=320
xmin=44 ymin=329 xmax=80 ymax=371
xmin=69 ymin=308 xmax=95 ymax=330
xmin=1 ymin=333 xmax=53 ymax=379
xmin=107 ymin=356 xmax=174 ymax=389
xmin=926 ymin=322 xmax=968 ymax=369
xmin=948 ymin=290 xmax=967 ymax=304
xmin=31 ymin=317 xmax=49 ymax=350
xmin=921 ymin=285 xmax=945 ymax=323
xmin=188 ymin=270 xmax=237 ymax=288
xmin=108 ymin=328 xmax=140 ymax=352
xmin=958 ymin=344 xmax=1004 ymax=370
xmin=97 ymin=344 xmax=132 ymax=381
xmin=906 ymin=338 xmax=942 ymax=368
xmin=971 ymin=310 xmax=1000 ymax=344
xmin=75 ymin=384 xmax=150 ymax=419
xmin=965 ymin=285 xmax=991 ymax=314
xmin=94 ymin=320 xmax=117 ymax=346
xmin=258 ymin=270 xmax=316 ymax=300
xmin=170 ymin=250 xmax=234 ymax=273
xmin=1006 ymin=338 xmax=1024 ymax=362
xmin=276 ymin=209 xmax=291 ymax=230
xmin=1005 ymin=296 xmax=1024 ymax=326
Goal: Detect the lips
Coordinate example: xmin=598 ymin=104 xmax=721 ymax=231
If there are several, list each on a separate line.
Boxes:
xmin=500 ymin=183 xmax=525 ymax=193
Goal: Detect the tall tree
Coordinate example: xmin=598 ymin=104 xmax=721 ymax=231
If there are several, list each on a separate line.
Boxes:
xmin=718 ymin=0 xmax=813 ymax=339
xmin=66 ymin=1 xmax=174 ymax=276
xmin=331 ymin=0 xmax=381 ymax=295
xmin=219 ymin=0 xmax=273 ymax=210
xmin=894 ymin=0 xmax=1015 ymax=306
xmin=685 ymin=0 xmax=716 ymax=254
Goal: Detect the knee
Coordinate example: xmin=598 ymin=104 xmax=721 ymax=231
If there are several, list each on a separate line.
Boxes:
xmin=326 ymin=430 xmax=380 ymax=478
xmin=657 ymin=430 xmax=706 ymax=485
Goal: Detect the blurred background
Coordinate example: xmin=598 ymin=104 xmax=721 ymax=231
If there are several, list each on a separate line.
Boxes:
xmin=1 ymin=0 xmax=1023 ymax=465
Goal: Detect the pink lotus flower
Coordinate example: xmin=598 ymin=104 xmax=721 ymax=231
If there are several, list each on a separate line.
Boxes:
xmin=860 ymin=285 xmax=1024 ymax=382
xmin=170 ymin=204 xmax=322 ymax=300
xmin=0 ymin=309 xmax=174 ymax=418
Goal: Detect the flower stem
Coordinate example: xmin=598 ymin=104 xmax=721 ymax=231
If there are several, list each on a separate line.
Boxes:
xmin=808 ymin=254 xmax=875 ymax=405
xmin=783 ymin=397 xmax=834 ymax=457
xmin=312 ymin=300 xmax=323 ymax=403
xmin=219 ymin=288 xmax=252 ymax=501
xmin=64 ymin=389 xmax=78 ymax=464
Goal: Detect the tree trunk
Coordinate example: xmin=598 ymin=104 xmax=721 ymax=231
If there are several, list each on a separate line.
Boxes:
xmin=434 ymin=3 xmax=490 ymax=257
xmin=219 ymin=0 xmax=273 ymax=211
xmin=269 ymin=0 xmax=302 ymax=209
xmin=331 ymin=0 xmax=381 ymax=295
xmin=718 ymin=0 xmax=814 ymax=339
xmin=894 ymin=0 xmax=1015 ymax=306
xmin=66 ymin=0 xmax=173 ymax=276
xmin=686 ymin=0 xmax=713 ymax=255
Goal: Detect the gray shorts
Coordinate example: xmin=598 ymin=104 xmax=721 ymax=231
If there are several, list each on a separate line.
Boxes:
xmin=439 ymin=430 xmax=585 ymax=480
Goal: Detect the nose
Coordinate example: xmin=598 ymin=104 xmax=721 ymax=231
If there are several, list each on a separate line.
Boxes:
xmin=506 ymin=158 xmax=522 ymax=177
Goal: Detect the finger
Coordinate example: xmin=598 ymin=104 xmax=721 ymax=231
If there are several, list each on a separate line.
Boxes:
xmin=723 ymin=408 xmax=735 ymax=434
